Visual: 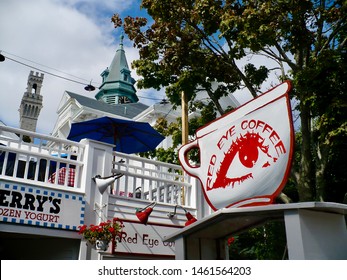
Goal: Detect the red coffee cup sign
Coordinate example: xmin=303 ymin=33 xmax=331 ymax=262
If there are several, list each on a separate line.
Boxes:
xmin=179 ymin=81 xmax=294 ymax=210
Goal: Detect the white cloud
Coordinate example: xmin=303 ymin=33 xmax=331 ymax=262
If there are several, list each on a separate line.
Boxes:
xmin=0 ymin=0 xmax=152 ymax=134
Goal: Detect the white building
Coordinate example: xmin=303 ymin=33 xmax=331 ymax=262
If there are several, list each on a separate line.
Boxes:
xmin=51 ymin=37 xmax=240 ymax=148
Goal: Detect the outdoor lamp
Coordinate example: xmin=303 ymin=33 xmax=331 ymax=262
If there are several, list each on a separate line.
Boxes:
xmin=136 ymin=201 xmax=157 ymax=225
xmin=92 ymin=173 xmax=123 ymax=194
xmin=84 ymin=84 xmax=96 ymax=91
xmin=135 ymin=187 xmax=142 ymax=199
xmin=167 ymin=204 xmax=197 ymax=226
xmin=84 ymin=80 xmax=95 ymax=92
xmin=160 ymin=99 xmax=169 ymax=105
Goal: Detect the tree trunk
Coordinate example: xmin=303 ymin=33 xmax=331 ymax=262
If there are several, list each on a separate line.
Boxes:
xmin=206 ymin=89 xmax=225 ymax=115
xmin=315 ymin=142 xmax=329 ymax=201
xmin=297 ymin=102 xmax=315 ymax=201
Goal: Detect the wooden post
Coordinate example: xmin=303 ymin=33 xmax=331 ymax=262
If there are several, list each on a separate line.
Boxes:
xmin=181 ymin=91 xmax=188 ymax=204
xmin=181 ymin=91 xmax=188 ymax=145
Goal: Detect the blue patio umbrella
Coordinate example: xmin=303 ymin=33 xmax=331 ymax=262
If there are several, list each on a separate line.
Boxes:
xmin=67 ymin=116 xmax=165 ymax=154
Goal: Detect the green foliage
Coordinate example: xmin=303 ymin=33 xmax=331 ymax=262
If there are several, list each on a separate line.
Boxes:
xmin=78 ymin=218 xmax=124 ymax=246
xmin=229 ymin=221 xmax=287 ymax=260
xmin=244 ymin=64 xmax=269 ymax=90
xmin=112 ymin=0 xmax=268 ymax=112
xmin=22 ymin=135 xmax=32 ymax=143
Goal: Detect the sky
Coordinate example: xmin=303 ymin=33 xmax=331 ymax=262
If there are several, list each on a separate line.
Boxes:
xmin=0 ymin=0 xmax=289 ymax=136
xmin=0 ymin=0 xmax=163 ymax=134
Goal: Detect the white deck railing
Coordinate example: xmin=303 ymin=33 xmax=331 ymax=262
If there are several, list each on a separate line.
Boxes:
xmin=112 ymin=152 xmax=193 ymax=207
xmin=0 ymin=125 xmax=84 ymax=192
xmin=0 ymin=126 xmax=194 ymax=208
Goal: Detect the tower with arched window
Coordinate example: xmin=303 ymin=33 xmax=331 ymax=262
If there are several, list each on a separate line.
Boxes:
xmin=19 ymin=70 xmax=44 ymax=133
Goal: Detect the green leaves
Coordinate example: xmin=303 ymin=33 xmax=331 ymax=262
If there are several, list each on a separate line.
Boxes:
xmin=244 ymin=64 xmax=269 ymax=90
xmin=113 ymin=1 xmax=269 ymax=110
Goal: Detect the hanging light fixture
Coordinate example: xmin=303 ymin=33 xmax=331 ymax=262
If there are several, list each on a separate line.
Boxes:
xmin=84 ymin=79 xmax=96 ymax=92
xmin=92 ymin=173 xmax=123 ymax=194
xmin=0 ymin=53 xmax=5 ymax=62
xmin=136 ymin=202 xmax=156 ymax=225
xmin=84 ymin=84 xmax=96 ymax=91
xmin=135 ymin=187 xmax=142 ymax=199
xmin=167 ymin=204 xmax=197 ymax=226
xmin=160 ymin=98 xmax=169 ymax=105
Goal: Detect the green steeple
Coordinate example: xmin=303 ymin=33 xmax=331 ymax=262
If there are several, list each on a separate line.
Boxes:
xmin=95 ymin=34 xmax=138 ymax=104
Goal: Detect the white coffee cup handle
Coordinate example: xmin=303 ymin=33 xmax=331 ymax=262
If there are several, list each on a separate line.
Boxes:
xmin=178 ymin=139 xmax=201 ymax=177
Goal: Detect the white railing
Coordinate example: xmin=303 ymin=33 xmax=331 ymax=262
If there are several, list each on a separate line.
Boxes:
xmin=0 ymin=125 xmax=195 ymax=208
xmin=0 ymin=126 xmax=85 ymax=192
xmin=112 ymin=152 xmax=194 ymax=207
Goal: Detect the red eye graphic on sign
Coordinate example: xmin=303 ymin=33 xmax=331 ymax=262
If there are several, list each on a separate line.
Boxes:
xmin=179 ymin=81 xmax=294 ymax=210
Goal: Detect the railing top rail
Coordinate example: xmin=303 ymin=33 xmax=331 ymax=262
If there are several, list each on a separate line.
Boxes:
xmin=113 ymin=151 xmax=184 ymax=170
xmin=112 ymin=169 xmax=192 ymax=187
xmin=0 ymin=145 xmax=84 ymax=166
xmin=0 ymin=125 xmax=85 ymax=149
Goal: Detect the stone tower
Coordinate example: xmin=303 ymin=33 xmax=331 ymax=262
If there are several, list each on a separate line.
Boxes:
xmin=19 ymin=71 xmax=44 ymax=132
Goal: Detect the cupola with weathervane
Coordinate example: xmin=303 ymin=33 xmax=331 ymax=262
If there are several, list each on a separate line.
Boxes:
xmin=95 ymin=34 xmax=138 ymax=105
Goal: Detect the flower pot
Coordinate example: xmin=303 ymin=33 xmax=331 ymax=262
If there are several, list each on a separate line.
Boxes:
xmin=95 ymin=240 xmax=109 ymax=251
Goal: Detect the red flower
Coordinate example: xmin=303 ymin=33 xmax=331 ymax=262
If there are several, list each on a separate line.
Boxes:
xmin=78 ymin=218 xmax=124 ymax=247
xmin=78 ymin=225 xmax=87 ymax=234
xmin=228 ymin=236 xmax=235 ymax=246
